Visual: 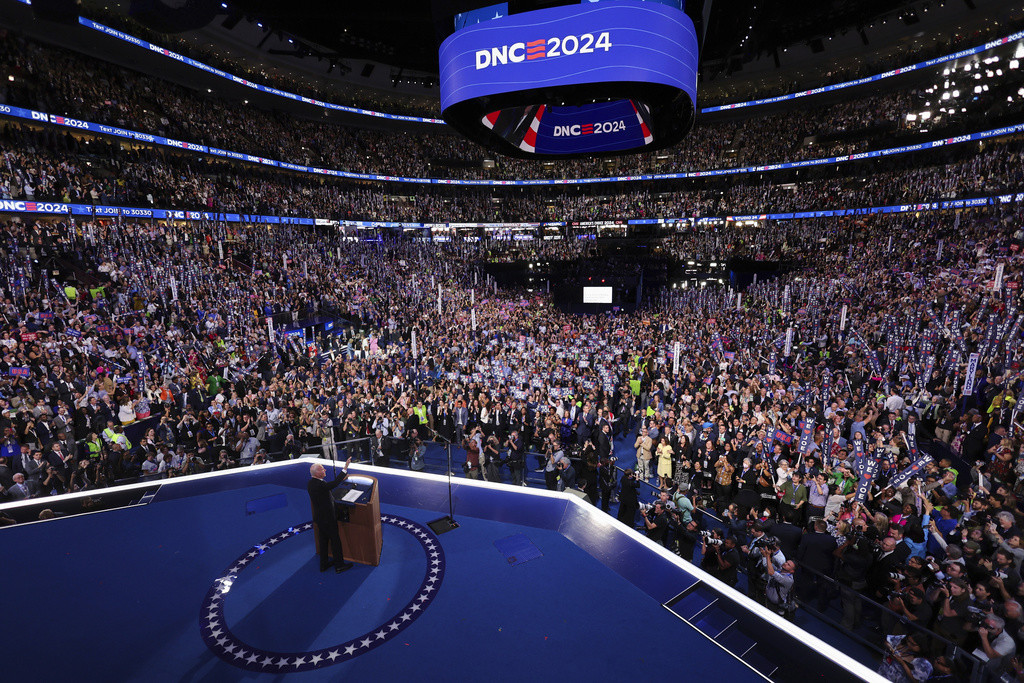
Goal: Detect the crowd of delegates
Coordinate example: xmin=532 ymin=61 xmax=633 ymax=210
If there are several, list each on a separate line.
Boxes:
xmin=2 ymin=119 xmax=1023 ymax=226
xmin=0 ymin=20 xmax=1022 ymax=681
xmin=0 ymin=183 xmax=1020 ymax=675
xmin=630 ymin=209 xmax=1024 ymax=681
xmin=2 ymin=29 xmax=1022 ymax=184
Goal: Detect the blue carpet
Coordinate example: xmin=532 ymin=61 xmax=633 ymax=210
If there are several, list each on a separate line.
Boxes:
xmin=3 ymin=484 xmax=764 ymax=682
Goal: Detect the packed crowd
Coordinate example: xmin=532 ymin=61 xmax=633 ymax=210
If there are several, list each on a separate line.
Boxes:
xmin=628 ymin=207 xmax=1024 ymax=681
xmin=0 ymin=15 xmax=1023 ymax=680
xmin=0 ymin=182 xmax=1020 ymax=678
xmin=2 ymin=120 xmax=1023 ymax=225
xmin=2 ymin=29 xmax=1022 ymax=184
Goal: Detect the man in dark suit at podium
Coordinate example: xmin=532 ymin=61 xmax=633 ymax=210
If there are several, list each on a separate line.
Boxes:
xmin=308 ymin=459 xmax=354 ymax=573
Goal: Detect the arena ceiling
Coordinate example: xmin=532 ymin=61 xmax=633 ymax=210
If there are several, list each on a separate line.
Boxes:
xmin=223 ymin=0 xmax=951 ymax=73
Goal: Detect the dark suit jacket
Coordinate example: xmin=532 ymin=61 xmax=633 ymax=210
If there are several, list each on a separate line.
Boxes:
xmin=769 ymin=521 xmax=804 ymax=560
xmin=871 ymin=545 xmax=910 ymax=587
xmin=961 ymin=423 xmax=988 ymax=462
xmin=796 ymin=531 xmax=838 ymax=574
xmin=618 ymin=476 xmax=640 ymax=509
xmin=308 ymin=472 xmax=348 ymax=524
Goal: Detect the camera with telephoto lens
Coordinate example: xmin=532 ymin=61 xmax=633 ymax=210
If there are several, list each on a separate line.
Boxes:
xmin=700 ymin=530 xmax=723 ymax=547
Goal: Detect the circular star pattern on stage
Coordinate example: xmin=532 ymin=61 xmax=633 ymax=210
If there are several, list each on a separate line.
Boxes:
xmin=198 ymin=514 xmax=446 ymax=672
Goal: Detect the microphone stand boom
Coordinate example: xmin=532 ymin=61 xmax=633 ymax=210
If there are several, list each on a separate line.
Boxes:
xmin=426 ymin=426 xmax=460 ymax=535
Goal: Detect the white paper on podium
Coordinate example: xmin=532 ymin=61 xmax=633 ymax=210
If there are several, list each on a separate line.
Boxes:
xmin=341 ymin=489 xmax=363 ymax=503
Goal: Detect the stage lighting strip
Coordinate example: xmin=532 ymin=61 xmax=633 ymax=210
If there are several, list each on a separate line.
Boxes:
xmin=0 ymin=100 xmax=1021 ymax=188
xmin=198 ymin=515 xmax=446 ymax=673
xmin=9 ymin=0 xmax=1014 ymax=124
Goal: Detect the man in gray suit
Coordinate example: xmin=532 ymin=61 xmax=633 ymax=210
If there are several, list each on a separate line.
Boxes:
xmin=3 ymin=472 xmax=36 ymax=501
xmin=453 ymin=400 xmax=469 ymax=444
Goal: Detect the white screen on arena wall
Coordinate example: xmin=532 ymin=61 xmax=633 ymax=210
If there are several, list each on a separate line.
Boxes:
xmin=583 ymin=287 xmax=613 ymax=304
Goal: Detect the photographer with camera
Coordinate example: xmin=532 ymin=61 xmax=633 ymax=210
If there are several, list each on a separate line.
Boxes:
xmin=639 ymin=501 xmax=670 ymax=545
xmin=763 ymin=548 xmax=797 ymax=620
xmin=884 ymin=585 xmax=932 ymax=637
xmin=741 ymin=521 xmax=786 ymax=606
xmin=834 ymin=522 xmax=875 ymax=631
xmin=555 ymin=448 xmax=576 ymax=493
xmin=973 ymin=615 xmax=1017 ymax=674
xmin=871 ymin=536 xmax=911 ymax=602
xmin=482 ymin=434 xmax=502 ymax=482
xmin=932 ymin=577 xmax=970 ymax=645
xmin=542 ymin=439 xmax=564 ymax=491
xmin=702 ymin=530 xmax=740 ymax=586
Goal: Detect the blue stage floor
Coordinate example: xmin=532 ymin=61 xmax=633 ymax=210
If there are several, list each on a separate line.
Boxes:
xmin=4 ymin=482 xmax=767 ymax=682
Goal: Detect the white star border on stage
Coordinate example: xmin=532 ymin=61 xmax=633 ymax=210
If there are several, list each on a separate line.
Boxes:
xmin=198 ymin=515 xmax=446 ymax=672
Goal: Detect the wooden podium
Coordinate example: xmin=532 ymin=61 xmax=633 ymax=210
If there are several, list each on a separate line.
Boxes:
xmin=312 ymin=475 xmax=383 ymax=566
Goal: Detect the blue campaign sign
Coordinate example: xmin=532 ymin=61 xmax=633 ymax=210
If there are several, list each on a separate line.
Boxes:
xmin=439 ymin=0 xmax=698 ymax=113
